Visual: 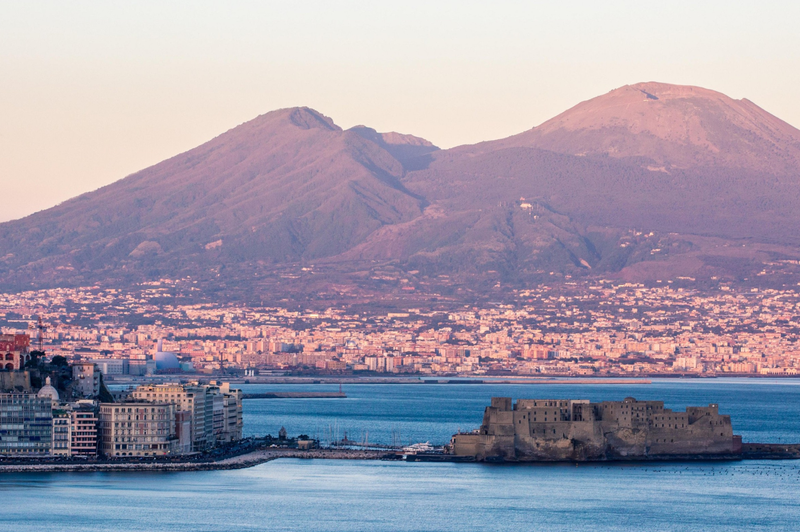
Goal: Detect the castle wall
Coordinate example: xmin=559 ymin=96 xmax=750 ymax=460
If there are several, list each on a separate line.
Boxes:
xmin=0 ymin=371 xmax=31 ymax=393
xmin=452 ymin=397 xmax=741 ymax=461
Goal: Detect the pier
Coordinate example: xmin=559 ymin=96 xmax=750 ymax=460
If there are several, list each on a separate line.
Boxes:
xmin=241 ymin=392 xmax=347 ymax=399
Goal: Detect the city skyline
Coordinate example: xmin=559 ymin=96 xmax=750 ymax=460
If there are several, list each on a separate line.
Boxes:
xmin=4 ymin=278 xmax=799 ymax=379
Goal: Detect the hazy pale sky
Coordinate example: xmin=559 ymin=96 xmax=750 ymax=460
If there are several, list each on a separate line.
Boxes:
xmin=2 ymin=1 xmax=799 ymax=222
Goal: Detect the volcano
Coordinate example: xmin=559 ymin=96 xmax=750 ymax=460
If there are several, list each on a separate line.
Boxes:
xmin=2 ymin=83 xmax=800 ymax=293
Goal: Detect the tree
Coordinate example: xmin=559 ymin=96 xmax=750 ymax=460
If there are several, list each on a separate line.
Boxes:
xmin=24 ymin=350 xmax=46 ymax=369
xmin=51 ymin=355 xmax=69 ymax=367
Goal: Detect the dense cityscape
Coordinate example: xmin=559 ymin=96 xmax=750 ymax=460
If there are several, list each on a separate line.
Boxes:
xmin=0 ymin=343 xmax=243 ymax=458
xmin=2 ymin=278 xmax=800 ymax=379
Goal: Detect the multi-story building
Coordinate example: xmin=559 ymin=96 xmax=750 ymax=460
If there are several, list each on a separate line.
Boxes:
xmin=191 ymin=385 xmax=214 ymax=451
xmin=71 ymin=404 xmax=98 ymax=456
xmin=98 ymin=402 xmax=177 ymax=457
xmin=88 ymin=358 xmax=129 ymax=376
xmin=130 ymin=382 xmax=242 ymax=451
xmin=49 ymin=402 xmax=98 ymax=457
xmin=52 ymin=408 xmax=71 ymax=456
xmin=0 ymin=394 xmax=53 ymax=456
xmin=0 ymin=334 xmax=31 ymax=371
xmin=130 ymin=383 xmax=209 ymax=451
xmin=217 ymin=382 xmax=243 ymax=443
xmin=175 ymin=410 xmax=193 ymax=454
xmin=72 ymin=363 xmax=100 ymax=397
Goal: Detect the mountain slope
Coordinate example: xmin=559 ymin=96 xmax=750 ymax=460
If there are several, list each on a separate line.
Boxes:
xmin=401 ymin=82 xmax=800 ymax=247
xmin=348 ymin=126 xmax=439 ymax=169
xmin=2 ymin=82 xmax=800 ymax=292
xmin=0 ymin=107 xmax=426 ymax=286
xmin=500 ymin=82 xmax=800 ymax=173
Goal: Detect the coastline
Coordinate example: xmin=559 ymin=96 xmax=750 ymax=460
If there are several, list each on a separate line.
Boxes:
xmin=3 ymin=444 xmax=800 ymax=474
xmin=0 ymin=448 xmax=388 ymax=474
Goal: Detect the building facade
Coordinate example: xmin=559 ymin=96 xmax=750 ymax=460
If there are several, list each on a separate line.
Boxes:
xmin=52 ymin=408 xmax=71 ymax=456
xmin=217 ymin=382 xmax=243 ymax=444
xmin=130 ymin=382 xmax=242 ymax=452
xmin=0 ymin=334 xmax=31 ymax=371
xmin=98 ymin=402 xmax=177 ymax=457
xmin=130 ymin=384 xmax=209 ymax=451
xmin=49 ymin=403 xmax=99 ymax=457
xmin=72 ymin=363 xmax=100 ymax=397
xmin=71 ymin=405 xmax=98 ymax=456
xmin=88 ymin=358 xmax=129 ymax=376
xmin=452 ymin=396 xmax=742 ymax=461
xmin=0 ymin=393 xmax=52 ymax=456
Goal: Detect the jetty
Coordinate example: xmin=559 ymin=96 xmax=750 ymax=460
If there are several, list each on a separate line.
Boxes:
xmin=0 ymin=448 xmax=385 ymax=474
xmin=241 ymin=391 xmax=346 ymax=399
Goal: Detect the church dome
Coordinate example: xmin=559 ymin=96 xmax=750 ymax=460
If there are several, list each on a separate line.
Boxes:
xmin=37 ymin=376 xmax=60 ymax=403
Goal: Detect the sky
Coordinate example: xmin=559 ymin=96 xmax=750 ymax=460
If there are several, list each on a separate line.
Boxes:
xmin=1 ymin=0 xmax=799 ymax=222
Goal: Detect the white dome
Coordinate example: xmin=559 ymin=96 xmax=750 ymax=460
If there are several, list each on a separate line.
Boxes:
xmin=37 ymin=376 xmax=60 ymax=403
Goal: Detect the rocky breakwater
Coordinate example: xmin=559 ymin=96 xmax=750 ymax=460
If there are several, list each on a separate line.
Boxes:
xmin=742 ymin=443 xmax=800 ymax=460
xmin=0 ymin=448 xmax=388 ymax=474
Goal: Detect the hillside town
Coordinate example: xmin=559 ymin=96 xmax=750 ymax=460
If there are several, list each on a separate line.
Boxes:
xmin=2 ymin=278 xmax=800 ymax=381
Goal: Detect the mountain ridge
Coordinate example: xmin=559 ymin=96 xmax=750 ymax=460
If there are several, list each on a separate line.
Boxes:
xmin=3 ymin=82 xmax=800 ymax=293
xmin=500 ymin=82 xmax=800 ymax=173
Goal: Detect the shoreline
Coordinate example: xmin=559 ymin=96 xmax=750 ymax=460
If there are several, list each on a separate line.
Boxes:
xmin=2 ymin=444 xmax=799 ymax=473
xmin=0 ymin=448 xmax=388 ymax=473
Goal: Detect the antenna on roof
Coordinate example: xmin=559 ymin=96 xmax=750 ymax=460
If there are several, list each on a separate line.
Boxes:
xmin=36 ymin=316 xmax=47 ymax=352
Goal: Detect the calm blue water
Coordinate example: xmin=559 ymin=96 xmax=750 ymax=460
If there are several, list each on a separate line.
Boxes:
xmin=2 ymin=460 xmax=799 ymax=531
xmin=242 ymin=378 xmax=800 ymax=445
xmin=3 ymin=379 xmax=800 ymax=531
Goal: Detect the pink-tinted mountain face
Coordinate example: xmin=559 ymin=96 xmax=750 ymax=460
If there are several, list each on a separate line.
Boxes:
xmin=2 ymin=83 xmax=800 ymax=291
xmin=500 ymin=82 xmax=800 ymax=173
xmin=0 ymin=108 xmax=428 ymax=286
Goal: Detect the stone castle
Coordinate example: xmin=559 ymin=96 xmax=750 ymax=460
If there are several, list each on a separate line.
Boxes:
xmin=451 ymin=397 xmax=742 ymax=461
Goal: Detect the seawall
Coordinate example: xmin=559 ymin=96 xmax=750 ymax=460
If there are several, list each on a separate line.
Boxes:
xmin=0 ymin=449 xmax=386 ymax=474
xmin=241 ymin=392 xmax=346 ymax=399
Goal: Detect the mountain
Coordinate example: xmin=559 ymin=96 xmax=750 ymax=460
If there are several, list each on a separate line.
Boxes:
xmin=398 ymin=82 xmax=800 ymax=271
xmin=348 ymin=126 xmax=439 ymax=169
xmin=2 ymin=83 xmax=800 ymax=293
xmin=0 ymin=108 xmax=428 ymax=287
xmin=500 ymin=82 xmax=800 ymax=173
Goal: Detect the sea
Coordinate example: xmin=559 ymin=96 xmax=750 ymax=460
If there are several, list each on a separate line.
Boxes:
xmin=2 ymin=378 xmax=800 ymax=531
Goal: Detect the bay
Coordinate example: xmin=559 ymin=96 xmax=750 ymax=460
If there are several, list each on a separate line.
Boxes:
xmin=3 ymin=378 xmax=800 ymax=531
xmin=241 ymin=378 xmax=800 ymax=445
xmin=2 ymin=459 xmax=799 ymax=531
